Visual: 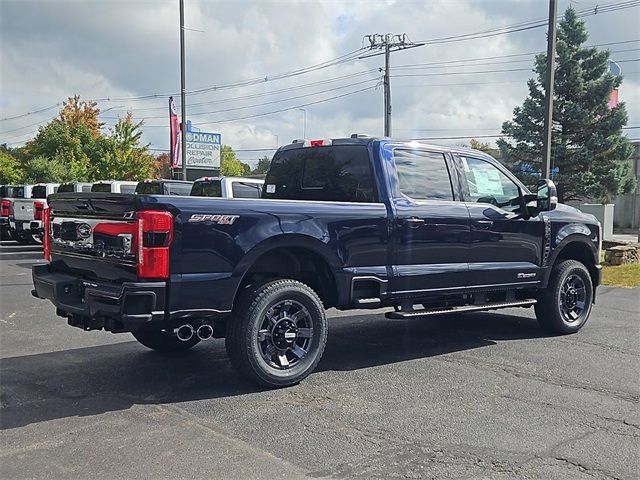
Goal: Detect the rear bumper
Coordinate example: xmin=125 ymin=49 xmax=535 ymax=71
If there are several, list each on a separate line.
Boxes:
xmin=9 ymin=219 xmax=41 ymax=233
xmin=31 ymin=264 xmax=166 ymax=332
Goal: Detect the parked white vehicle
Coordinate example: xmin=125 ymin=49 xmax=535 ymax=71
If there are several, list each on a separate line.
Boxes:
xmin=190 ymin=176 xmax=264 ymax=198
xmin=9 ymin=183 xmax=58 ymax=244
xmin=91 ymin=180 xmax=138 ymax=194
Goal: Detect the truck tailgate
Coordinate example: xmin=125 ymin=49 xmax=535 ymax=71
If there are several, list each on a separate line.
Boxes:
xmin=47 ymin=193 xmax=141 ymax=282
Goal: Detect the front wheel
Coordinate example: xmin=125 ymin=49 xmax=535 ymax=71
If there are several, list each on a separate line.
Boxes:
xmin=225 ymin=279 xmax=328 ymax=388
xmin=535 ymin=260 xmax=594 ymax=334
xmin=132 ymin=325 xmax=200 ymax=352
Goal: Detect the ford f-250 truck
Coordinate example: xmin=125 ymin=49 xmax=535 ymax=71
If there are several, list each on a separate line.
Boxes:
xmin=32 ymin=136 xmax=602 ymax=387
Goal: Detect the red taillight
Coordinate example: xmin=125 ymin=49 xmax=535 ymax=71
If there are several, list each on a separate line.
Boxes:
xmin=43 ymin=207 xmax=51 ymax=262
xmin=136 ymin=210 xmax=173 ymax=280
xmin=34 ymin=201 xmax=45 ymax=220
xmin=1 ymin=200 xmax=10 ymax=218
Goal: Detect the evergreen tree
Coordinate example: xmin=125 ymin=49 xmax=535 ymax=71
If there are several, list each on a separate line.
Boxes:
xmin=498 ymin=7 xmax=635 ymax=203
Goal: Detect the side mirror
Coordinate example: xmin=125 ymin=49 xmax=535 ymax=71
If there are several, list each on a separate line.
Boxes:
xmin=537 ymin=179 xmax=557 ymax=212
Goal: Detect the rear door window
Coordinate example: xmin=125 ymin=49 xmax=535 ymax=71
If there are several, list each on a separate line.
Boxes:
xmin=231 ymin=182 xmax=262 ymax=198
xmin=263 ymin=145 xmax=377 ymax=202
xmin=393 ymin=150 xmax=453 ymax=201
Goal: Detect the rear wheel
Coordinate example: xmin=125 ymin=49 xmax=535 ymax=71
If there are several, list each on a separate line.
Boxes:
xmin=225 ymin=279 xmax=328 ymax=388
xmin=535 ymin=260 xmax=593 ymax=334
xmin=132 ymin=325 xmax=200 ymax=352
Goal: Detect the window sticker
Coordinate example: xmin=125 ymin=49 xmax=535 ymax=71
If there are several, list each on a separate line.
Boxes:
xmin=266 ymin=184 xmax=276 ymax=193
xmin=472 ymin=168 xmax=504 ymax=196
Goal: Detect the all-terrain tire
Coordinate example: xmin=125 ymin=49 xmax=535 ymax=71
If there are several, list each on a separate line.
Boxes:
xmin=535 ymin=259 xmax=593 ymax=335
xmin=225 ymin=279 xmax=328 ymax=388
xmin=132 ymin=325 xmax=200 ymax=352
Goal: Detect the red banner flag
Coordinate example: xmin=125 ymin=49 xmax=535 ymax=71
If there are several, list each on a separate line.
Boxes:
xmin=169 ymin=97 xmax=181 ymax=168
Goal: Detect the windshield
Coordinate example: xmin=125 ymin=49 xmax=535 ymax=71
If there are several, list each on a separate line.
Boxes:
xmin=191 ymin=180 xmax=222 ymax=197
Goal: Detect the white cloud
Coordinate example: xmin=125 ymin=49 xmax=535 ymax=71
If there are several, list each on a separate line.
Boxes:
xmin=1 ymin=0 xmax=638 ymax=160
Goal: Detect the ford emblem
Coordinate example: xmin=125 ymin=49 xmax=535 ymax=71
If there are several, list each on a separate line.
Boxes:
xmin=77 ymin=223 xmax=92 ymax=239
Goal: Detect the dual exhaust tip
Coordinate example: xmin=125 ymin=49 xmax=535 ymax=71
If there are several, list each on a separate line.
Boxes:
xmin=175 ymin=323 xmax=213 ymax=342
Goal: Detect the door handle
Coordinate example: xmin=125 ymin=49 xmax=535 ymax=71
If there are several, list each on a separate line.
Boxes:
xmin=473 ymin=220 xmax=493 ymax=230
xmin=402 ymin=217 xmax=425 ymax=227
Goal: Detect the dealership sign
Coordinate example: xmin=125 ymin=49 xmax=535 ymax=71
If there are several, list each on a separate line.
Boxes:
xmin=173 ymin=122 xmax=221 ymax=170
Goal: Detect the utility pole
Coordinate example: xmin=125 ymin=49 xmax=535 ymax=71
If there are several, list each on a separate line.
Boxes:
xmin=383 ymin=41 xmax=391 ymax=137
xmin=362 ymin=34 xmax=423 ymax=137
xmin=542 ymin=0 xmax=558 ymax=179
xmin=179 ymin=0 xmax=187 ymax=180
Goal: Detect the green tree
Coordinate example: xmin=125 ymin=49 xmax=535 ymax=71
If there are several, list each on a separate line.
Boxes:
xmin=23 ymin=155 xmax=75 ymax=183
xmin=498 ymin=7 xmax=635 ymax=203
xmin=0 ymin=149 xmax=25 ymax=184
xmin=24 ymin=121 xmax=96 ymax=181
xmin=252 ymin=155 xmax=272 ymax=174
xmin=95 ymin=114 xmax=155 ymax=181
xmin=220 ymin=145 xmax=245 ymax=176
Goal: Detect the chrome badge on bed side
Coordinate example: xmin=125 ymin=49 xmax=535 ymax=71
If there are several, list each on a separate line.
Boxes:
xmin=187 ymin=214 xmax=240 ymax=225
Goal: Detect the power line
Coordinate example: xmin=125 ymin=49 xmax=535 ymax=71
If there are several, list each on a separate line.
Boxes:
xmin=0 ymin=103 xmax=61 ymax=123
xmin=102 ymin=77 xmax=381 ymax=120
xmin=414 ymin=0 xmax=640 ymax=45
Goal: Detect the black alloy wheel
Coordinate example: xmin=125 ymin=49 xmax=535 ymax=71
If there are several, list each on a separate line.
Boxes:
xmin=226 ymin=279 xmax=328 ymax=388
xmin=535 ymin=259 xmax=593 ymax=334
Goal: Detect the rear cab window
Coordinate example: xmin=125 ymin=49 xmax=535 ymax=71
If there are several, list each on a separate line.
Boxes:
xmin=91 ymin=183 xmax=112 ymax=193
xmin=57 ymin=184 xmax=75 ymax=193
xmin=263 ymin=145 xmax=377 ymax=202
xmin=135 ymin=182 xmax=163 ymax=195
xmin=166 ymin=182 xmax=193 ymax=196
xmin=32 ymin=186 xmax=48 ymax=198
xmin=191 ymin=180 xmax=222 ymax=197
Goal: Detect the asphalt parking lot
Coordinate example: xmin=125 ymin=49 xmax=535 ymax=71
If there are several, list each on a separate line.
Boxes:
xmin=1 ymin=240 xmax=638 ymax=480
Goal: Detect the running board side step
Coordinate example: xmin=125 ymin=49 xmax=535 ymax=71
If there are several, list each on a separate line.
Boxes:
xmin=385 ymin=299 xmax=537 ymax=319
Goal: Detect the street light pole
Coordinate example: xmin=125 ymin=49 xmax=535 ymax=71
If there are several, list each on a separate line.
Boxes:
xmin=298 ymin=108 xmax=306 ymax=139
xmin=179 ymin=0 xmax=187 ymax=180
xmin=542 ymin=0 xmax=558 ymax=179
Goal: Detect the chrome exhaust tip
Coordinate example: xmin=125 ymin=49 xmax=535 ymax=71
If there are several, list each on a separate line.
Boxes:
xmin=196 ymin=324 xmax=213 ymax=340
xmin=175 ymin=324 xmax=195 ymax=342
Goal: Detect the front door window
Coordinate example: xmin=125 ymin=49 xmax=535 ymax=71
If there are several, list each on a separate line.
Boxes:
xmin=459 ymin=156 xmax=521 ymax=212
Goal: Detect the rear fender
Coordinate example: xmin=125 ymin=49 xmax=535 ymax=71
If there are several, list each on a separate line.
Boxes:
xmin=230 ymin=233 xmax=346 ymax=307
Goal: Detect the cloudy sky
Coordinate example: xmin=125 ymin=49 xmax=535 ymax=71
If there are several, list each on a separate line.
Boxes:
xmin=1 ymin=0 xmax=638 ymax=164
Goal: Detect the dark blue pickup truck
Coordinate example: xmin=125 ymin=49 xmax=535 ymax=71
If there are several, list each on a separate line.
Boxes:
xmin=32 ymin=136 xmax=602 ymax=387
